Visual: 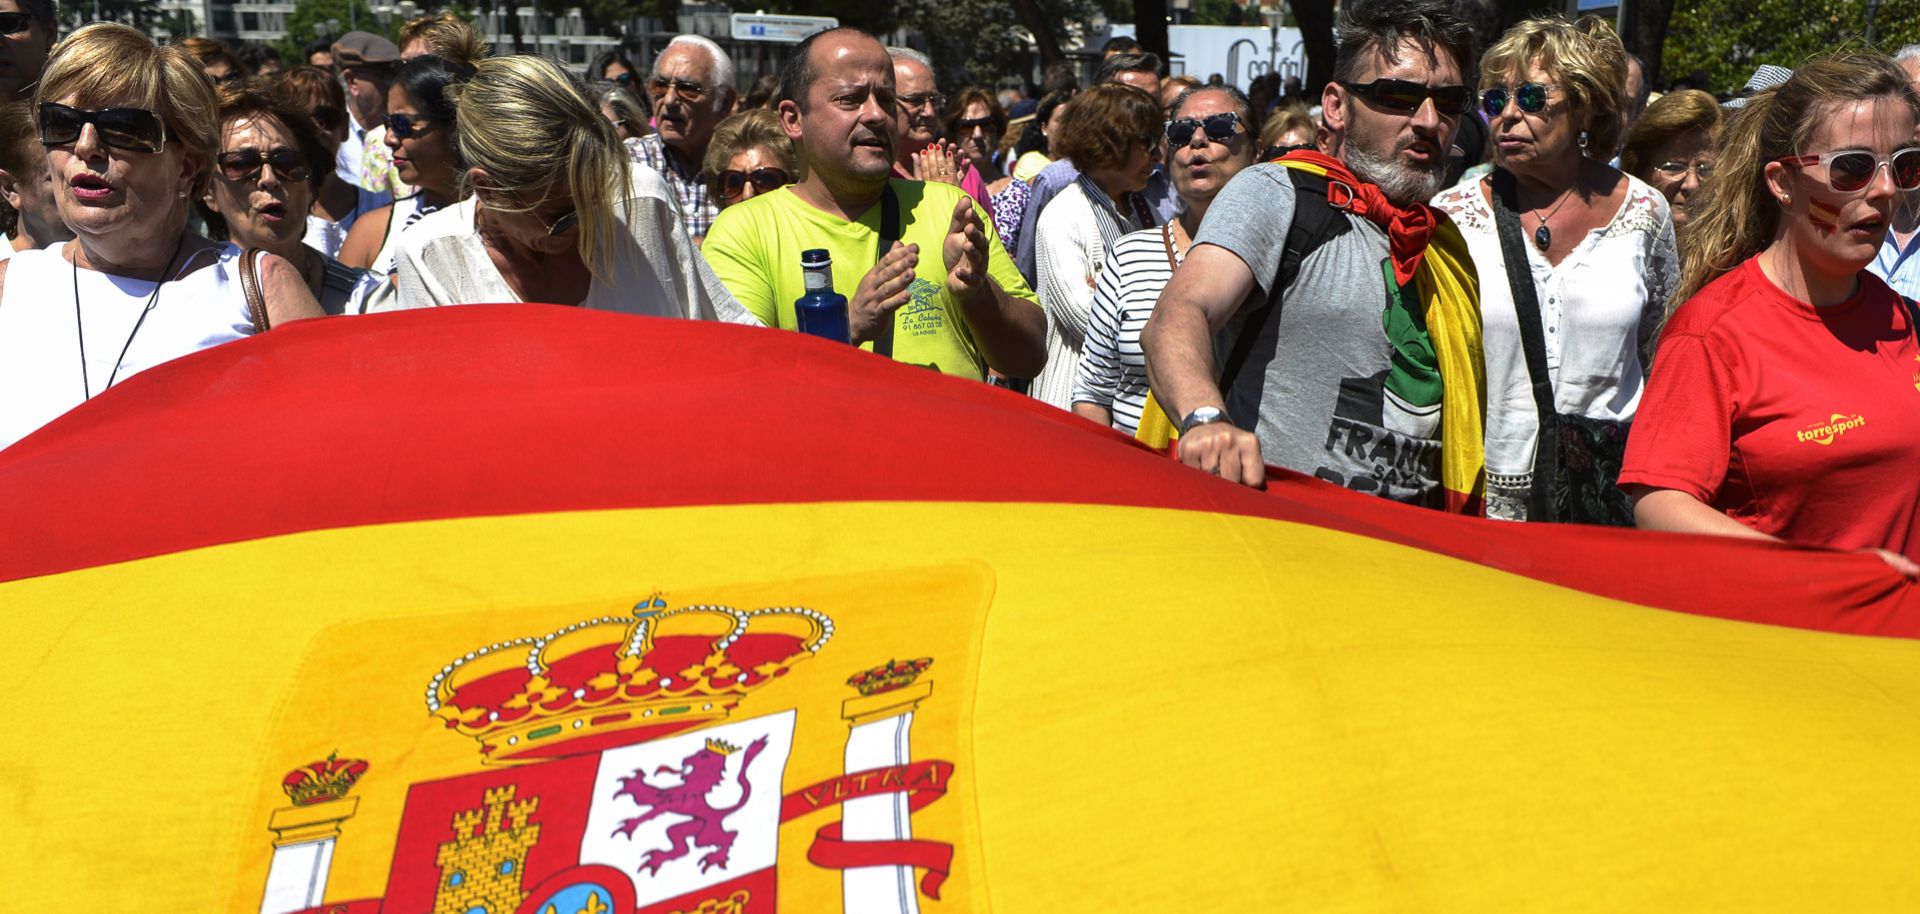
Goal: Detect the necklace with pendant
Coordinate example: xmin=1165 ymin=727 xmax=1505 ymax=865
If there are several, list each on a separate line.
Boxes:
xmin=1531 ymin=187 xmax=1577 ymax=251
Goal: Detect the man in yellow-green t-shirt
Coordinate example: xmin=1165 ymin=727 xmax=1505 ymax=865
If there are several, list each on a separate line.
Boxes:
xmin=701 ymin=28 xmax=1045 ymax=381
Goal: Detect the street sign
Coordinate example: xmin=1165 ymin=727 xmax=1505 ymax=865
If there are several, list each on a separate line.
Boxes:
xmin=730 ymin=13 xmax=838 ymax=43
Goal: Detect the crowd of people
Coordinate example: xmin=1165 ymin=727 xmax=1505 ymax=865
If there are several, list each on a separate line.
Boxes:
xmin=1 ymin=0 xmax=1917 ymax=575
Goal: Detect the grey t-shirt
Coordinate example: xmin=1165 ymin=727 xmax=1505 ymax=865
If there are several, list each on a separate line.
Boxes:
xmin=1193 ymin=163 xmax=1444 ymax=506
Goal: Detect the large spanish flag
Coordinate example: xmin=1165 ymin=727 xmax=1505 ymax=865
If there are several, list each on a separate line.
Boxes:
xmin=3 ymin=305 xmax=1918 ymax=913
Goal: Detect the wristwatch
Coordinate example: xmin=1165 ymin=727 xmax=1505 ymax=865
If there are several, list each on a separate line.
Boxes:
xmin=1179 ymin=406 xmax=1229 ymax=435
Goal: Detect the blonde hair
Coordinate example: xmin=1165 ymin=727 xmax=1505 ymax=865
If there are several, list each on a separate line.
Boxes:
xmin=1675 ymin=50 xmax=1920 ymax=309
xmin=36 ymin=23 xmax=219 ymax=198
xmin=1261 ymin=101 xmax=1314 ymax=149
xmin=453 ymin=55 xmax=632 ymax=283
xmin=399 ymin=12 xmax=490 ymax=66
xmin=1480 ymin=14 xmax=1628 ymax=158
xmin=702 ymin=108 xmax=797 ymax=197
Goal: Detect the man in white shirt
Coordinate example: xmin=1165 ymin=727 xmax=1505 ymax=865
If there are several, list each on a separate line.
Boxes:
xmin=331 ymin=31 xmax=401 ymax=195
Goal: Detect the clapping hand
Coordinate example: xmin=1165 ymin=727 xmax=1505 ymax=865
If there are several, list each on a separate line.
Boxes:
xmin=942 ymin=195 xmax=989 ymax=303
xmin=911 ymin=142 xmax=965 ymax=187
xmin=849 ymin=241 xmax=919 ymax=344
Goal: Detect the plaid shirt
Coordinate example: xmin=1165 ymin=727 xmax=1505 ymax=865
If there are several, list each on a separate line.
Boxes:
xmin=626 ymin=133 xmax=716 ymax=240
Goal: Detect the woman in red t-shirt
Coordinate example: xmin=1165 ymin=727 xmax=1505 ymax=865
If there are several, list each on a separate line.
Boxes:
xmin=1620 ymin=51 xmax=1920 ymax=576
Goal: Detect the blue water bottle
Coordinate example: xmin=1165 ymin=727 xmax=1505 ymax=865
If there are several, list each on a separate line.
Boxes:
xmin=794 ymin=249 xmax=850 ymax=344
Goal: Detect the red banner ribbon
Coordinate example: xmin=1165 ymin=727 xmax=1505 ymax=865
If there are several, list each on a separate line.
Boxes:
xmin=780 ymin=760 xmax=956 ymax=899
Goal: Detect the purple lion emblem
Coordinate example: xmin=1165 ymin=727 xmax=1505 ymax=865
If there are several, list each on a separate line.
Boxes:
xmin=611 ymin=735 xmax=770 ymax=875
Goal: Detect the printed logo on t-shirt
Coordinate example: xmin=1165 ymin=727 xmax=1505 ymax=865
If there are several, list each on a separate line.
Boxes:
xmin=900 ymin=279 xmax=946 ymax=337
xmin=1796 ymin=412 xmax=1867 ymax=446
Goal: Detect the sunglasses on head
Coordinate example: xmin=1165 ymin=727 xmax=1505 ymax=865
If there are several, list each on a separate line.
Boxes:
xmin=0 ymin=11 xmax=38 ymax=33
xmin=1480 ymin=83 xmax=1554 ymax=118
xmin=385 ymin=112 xmax=433 ymax=139
xmin=647 ymin=76 xmax=709 ymax=103
xmin=38 ymin=102 xmax=168 ymax=154
xmin=718 ymin=167 xmax=790 ymax=200
xmin=1776 ymin=147 xmax=1920 ymax=193
xmin=218 ymin=148 xmax=312 ymax=183
xmin=1165 ymin=111 xmax=1244 ymax=147
xmin=1339 ymin=79 xmax=1472 ymax=116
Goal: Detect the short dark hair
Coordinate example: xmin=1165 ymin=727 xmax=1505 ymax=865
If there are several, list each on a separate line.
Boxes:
xmin=1330 ymin=0 xmax=1476 ymax=87
xmin=1096 ymin=51 xmax=1161 ymax=84
xmin=17 ymin=0 xmax=54 ymax=28
xmin=1040 ymin=62 xmax=1078 ymax=97
xmin=303 ymin=38 xmax=333 ymax=60
xmin=590 ymin=49 xmax=636 ymax=79
xmin=1050 ymin=82 xmax=1160 ymax=172
xmin=236 ymin=43 xmax=281 ymax=73
xmin=778 ymin=26 xmax=873 ymax=111
xmin=1102 ymin=36 xmax=1142 ymax=56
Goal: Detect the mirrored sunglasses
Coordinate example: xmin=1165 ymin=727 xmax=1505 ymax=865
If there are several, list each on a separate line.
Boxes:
xmin=1776 ymin=147 xmax=1920 ymax=193
xmin=719 ymin=167 xmax=790 ymax=200
xmin=1339 ymin=79 xmax=1472 ymax=116
xmin=38 ymin=102 xmax=168 ymax=154
xmin=1481 ymin=83 xmax=1554 ymax=118
xmin=385 ymin=112 xmax=432 ymax=139
xmin=218 ymin=148 xmax=312 ymax=183
xmin=1165 ymin=112 xmax=1244 ymax=147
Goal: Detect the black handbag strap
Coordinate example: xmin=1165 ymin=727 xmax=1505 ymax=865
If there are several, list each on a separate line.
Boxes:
xmin=1218 ymin=169 xmax=1349 ymax=394
xmin=872 ymin=185 xmax=902 ymax=359
xmin=1487 ymin=168 xmax=1559 ymax=521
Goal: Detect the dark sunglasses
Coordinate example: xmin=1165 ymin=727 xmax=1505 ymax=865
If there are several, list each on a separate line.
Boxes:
xmin=718 ymin=167 xmax=790 ymax=200
xmin=1165 ymin=112 xmax=1244 ymax=147
xmin=308 ymin=105 xmax=344 ymax=131
xmin=953 ymin=116 xmax=997 ymax=132
xmin=1776 ymin=147 xmax=1920 ymax=193
xmin=218 ymin=148 xmax=312 ymax=183
xmin=38 ymin=102 xmax=168 ymax=154
xmin=1339 ymin=79 xmax=1472 ymax=116
xmin=647 ymin=76 xmax=709 ymax=103
xmin=1481 ymin=83 xmax=1554 ymax=118
xmin=0 ymin=11 xmax=37 ymax=33
xmin=611 ymin=71 xmax=635 ymax=85
xmin=385 ymin=112 xmax=433 ymax=139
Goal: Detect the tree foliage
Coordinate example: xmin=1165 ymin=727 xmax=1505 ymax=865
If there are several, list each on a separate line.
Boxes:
xmin=891 ymin=0 xmax=1108 ymax=87
xmin=1663 ymin=0 xmax=1920 ymax=95
xmin=276 ymin=0 xmax=391 ymax=61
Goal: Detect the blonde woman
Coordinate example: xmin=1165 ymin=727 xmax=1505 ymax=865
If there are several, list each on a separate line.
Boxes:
xmin=397 ymin=11 xmax=489 ymax=65
xmin=0 ymin=24 xmax=321 ymax=449
xmin=1620 ymin=52 xmax=1920 ymax=576
xmin=393 ymin=55 xmax=750 ymax=322
xmin=1430 ymin=15 xmax=1677 ymax=523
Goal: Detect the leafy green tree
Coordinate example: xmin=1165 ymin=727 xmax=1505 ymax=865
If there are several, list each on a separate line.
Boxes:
xmin=1663 ymin=0 xmax=1920 ymax=94
xmin=276 ymin=0 xmax=391 ymax=62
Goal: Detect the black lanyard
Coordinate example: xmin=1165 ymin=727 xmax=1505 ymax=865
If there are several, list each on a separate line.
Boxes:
xmin=872 ymin=186 xmax=902 ymax=358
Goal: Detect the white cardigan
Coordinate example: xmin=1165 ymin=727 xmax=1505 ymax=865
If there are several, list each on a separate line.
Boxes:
xmin=1030 ymin=183 xmax=1111 ymax=410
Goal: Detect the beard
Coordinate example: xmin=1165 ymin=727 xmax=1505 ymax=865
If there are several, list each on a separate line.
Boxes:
xmin=1343 ymin=139 xmax=1447 ymax=206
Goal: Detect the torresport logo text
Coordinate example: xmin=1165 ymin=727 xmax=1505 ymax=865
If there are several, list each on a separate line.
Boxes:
xmin=1796 ymin=413 xmax=1866 ymax=446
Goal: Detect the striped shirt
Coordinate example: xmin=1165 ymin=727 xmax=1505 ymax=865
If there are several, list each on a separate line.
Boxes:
xmin=1072 ymin=225 xmax=1181 ymax=435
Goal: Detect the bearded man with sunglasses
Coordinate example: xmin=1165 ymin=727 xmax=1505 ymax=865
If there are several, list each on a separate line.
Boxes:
xmin=1142 ymin=0 xmax=1488 ymax=513
xmin=628 ymin=35 xmax=737 ymax=244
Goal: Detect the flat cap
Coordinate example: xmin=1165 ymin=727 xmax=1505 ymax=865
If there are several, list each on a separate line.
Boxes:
xmin=332 ymin=31 xmax=400 ymax=67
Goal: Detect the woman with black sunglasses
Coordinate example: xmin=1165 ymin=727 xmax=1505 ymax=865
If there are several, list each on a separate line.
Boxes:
xmin=0 ymin=23 xmax=321 ymax=450
xmin=338 ymin=54 xmax=471 ymax=310
xmin=275 ymin=66 xmax=391 ymax=260
xmin=700 ymin=108 xmax=794 ymax=211
xmin=198 ymin=79 xmax=378 ymax=315
xmin=1621 ymin=51 xmax=1920 ymax=577
xmin=1429 ymin=15 xmax=1677 ymax=524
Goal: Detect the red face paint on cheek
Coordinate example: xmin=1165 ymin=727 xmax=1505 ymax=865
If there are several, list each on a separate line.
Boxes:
xmin=1807 ymin=197 xmax=1842 ymax=236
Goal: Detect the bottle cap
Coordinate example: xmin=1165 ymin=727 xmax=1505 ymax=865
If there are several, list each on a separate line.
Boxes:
xmin=800 ymin=249 xmax=831 ymax=268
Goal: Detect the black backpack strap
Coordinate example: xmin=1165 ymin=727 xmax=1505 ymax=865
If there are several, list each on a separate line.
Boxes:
xmin=872 ymin=185 xmax=902 ymax=359
xmin=1217 ymin=168 xmax=1350 ymax=393
xmin=1902 ymin=295 xmax=1919 ymax=345
xmin=1487 ymin=168 xmax=1559 ymax=521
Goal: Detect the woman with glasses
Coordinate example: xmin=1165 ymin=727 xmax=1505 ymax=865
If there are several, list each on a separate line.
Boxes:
xmin=0 ymin=23 xmax=321 ymax=450
xmin=277 ymin=66 xmax=391 ymax=259
xmin=393 ymin=55 xmax=747 ymax=322
xmin=1072 ymin=86 xmax=1257 ymax=434
xmin=1619 ymin=89 xmax=1721 ymax=231
xmin=197 ymin=79 xmax=378 ymax=315
xmin=1029 ymin=83 xmax=1162 ymax=410
xmin=1620 ymin=52 xmax=1920 ymax=576
xmin=1430 ymin=15 xmax=1677 ymax=524
xmin=700 ymin=108 xmax=793 ymax=211
xmin=338 ymin=54 xmax=470 ymax=310
xmin=591 ymin=50 xmax=638 ymax=88
xmin=596 ymin=82 xmax=648 ymax=143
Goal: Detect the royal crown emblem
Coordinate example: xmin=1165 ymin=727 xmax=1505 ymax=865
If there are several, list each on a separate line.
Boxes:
xmin=846 ymin=658 xmax=932 ymax=696
xmin=281 ymin=753 xmax=369 ymax=806
xmin=426 ymin=595 xmax=833 ymax=764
